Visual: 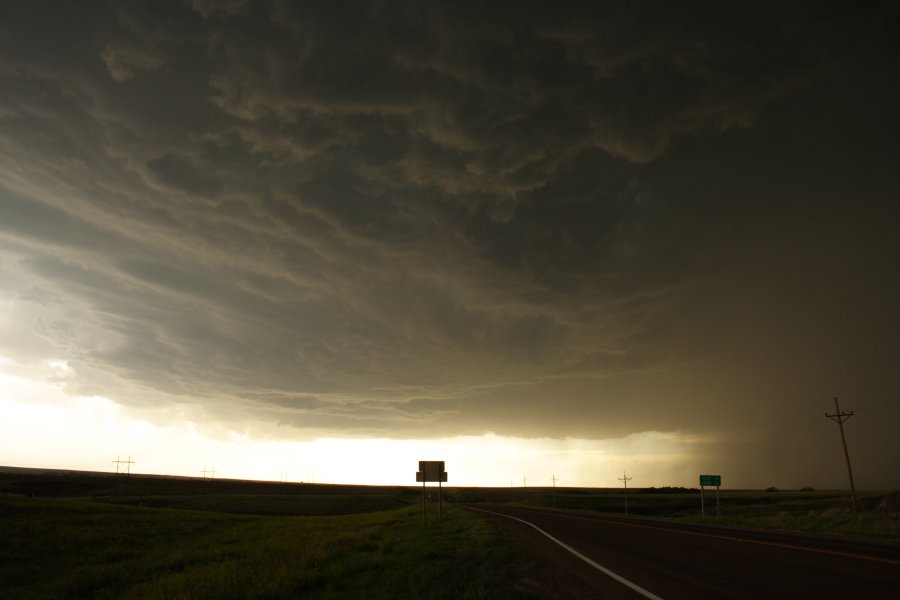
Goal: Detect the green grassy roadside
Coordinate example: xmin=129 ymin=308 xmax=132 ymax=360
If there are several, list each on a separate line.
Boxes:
xmin=97 ymin=493 xmax=409 ymax=516
xmin=672 ymin=491 xmax=900 ymax=539
xmin=504 ymin=489 xmax=900 ymax=541
xmin=0 ymin=496 xmax=524 ymax=599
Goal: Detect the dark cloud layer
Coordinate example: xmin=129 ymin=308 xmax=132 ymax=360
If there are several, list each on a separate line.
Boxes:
xmin=1 ymin=1 xmax=898 ymax=484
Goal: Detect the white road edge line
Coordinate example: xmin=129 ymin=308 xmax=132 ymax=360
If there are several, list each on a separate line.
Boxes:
xmin=467 ymin=506 xmax=665 ymax=600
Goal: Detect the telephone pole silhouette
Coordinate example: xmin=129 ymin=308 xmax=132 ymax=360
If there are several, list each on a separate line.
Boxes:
xmin=825 ymin=397 xmax=857 ymax=512
xmin=201 ymin=466 xmax=216 ymax=495
xmin=618 ymin=470 xmax=632 ymax=515
xmin=113 ymin=455 xmax=134 ymax=494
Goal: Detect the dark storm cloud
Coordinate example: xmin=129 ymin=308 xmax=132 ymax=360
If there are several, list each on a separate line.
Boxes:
xmin=0 ymin=0 xmax=897 ymax=480
xmin=147 ymin=154 xmax=225 ymax=197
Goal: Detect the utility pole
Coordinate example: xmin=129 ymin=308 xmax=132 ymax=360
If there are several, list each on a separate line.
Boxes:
xmin=113 ymin=455 xmax=134 ymax=478
xmin=113 ymin=455 xmax=134 ymax=495
xmin=618 ymin=470 xmax=632 ymax=515
xmin=825 ymin=397 xmax=857 ymax=512
xmin=201 ymin=466 xmax=216 ymax=495
xmin=551 ymin=474 xmax=558 ymax=507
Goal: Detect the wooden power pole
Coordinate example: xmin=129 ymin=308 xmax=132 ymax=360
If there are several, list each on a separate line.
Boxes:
xmin=618 ymin=470 xmax=632 ymax=515
xmin=113 ymin=455 xmax=134 ymax=495
xmin=825 ymin=397 xmax=857 ymax=513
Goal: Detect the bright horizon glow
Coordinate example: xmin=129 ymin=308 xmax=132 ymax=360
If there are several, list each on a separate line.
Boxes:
xmin=0 ymin=356 xmax=710 ymax=488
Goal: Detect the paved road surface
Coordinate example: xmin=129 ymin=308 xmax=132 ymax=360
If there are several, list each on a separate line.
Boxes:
xmin=469 ymin=504 xmax=900 ymax=599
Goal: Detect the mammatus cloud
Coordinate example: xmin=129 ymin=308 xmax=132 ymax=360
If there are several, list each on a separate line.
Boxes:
xmin=0 ymin=0 xmax=897 ymax=478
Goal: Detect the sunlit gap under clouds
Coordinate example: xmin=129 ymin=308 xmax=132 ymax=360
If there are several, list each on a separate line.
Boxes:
xmin=1 ymin=1 xmax=896 ymax=491
xmin=0 ymin=356 xmax=708 ymax=487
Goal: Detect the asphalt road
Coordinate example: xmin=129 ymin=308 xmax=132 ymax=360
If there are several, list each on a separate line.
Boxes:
xmin=469 ymin=504 xmax=900 ymax=599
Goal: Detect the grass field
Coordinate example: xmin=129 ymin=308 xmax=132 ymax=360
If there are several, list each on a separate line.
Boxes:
xmin=0 ymin=495 xmax=525 ymax=599
xmin=98 ymin=493 xmax=411 ymax=516
xmin=2 ymin=468 xmax=897 ymax=598
xmin=466 ymin=486 xmax=900 ymax=541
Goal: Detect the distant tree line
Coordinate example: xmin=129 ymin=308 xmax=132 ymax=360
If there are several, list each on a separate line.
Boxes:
xmin=644 ymin=486 xmax=697 ymax=494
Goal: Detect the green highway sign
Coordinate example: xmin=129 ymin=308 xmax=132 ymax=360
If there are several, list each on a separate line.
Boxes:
xmin=699 ymin=474 xmax=721 ymax=487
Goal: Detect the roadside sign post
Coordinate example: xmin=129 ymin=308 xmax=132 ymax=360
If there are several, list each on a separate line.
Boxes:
xmin=700 ymin=483 xmax=704 ymax=518
xmin=416 ymin=461 xmax=448 ymax=523
xmin=716 ymin=484 xmax=720 ymax=518
xmin=699 ymin=475 xmax=721 ymax=519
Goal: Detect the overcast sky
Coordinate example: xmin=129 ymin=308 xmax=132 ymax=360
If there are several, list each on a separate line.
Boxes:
xmin=1 ymin=1 xmax=898 ymax=488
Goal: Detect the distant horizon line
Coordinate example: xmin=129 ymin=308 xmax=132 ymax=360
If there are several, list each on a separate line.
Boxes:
xmin=0 ymin=464 xmax=883 ymax=492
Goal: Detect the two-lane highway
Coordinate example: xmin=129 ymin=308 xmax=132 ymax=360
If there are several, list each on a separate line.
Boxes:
xmin=470 ymin=504 xmax=900 ymax=599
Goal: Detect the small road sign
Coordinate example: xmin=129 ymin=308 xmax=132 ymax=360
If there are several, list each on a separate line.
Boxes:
xmin=416 ymin=461 xmax=448 ymax=521
xmin=700 ymin=474 xmax=721 ymax=487
xmin=416 ymin=461 xmax=447 ymax=482
xmin=699 ymin=475 xmax=722 ymax=518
